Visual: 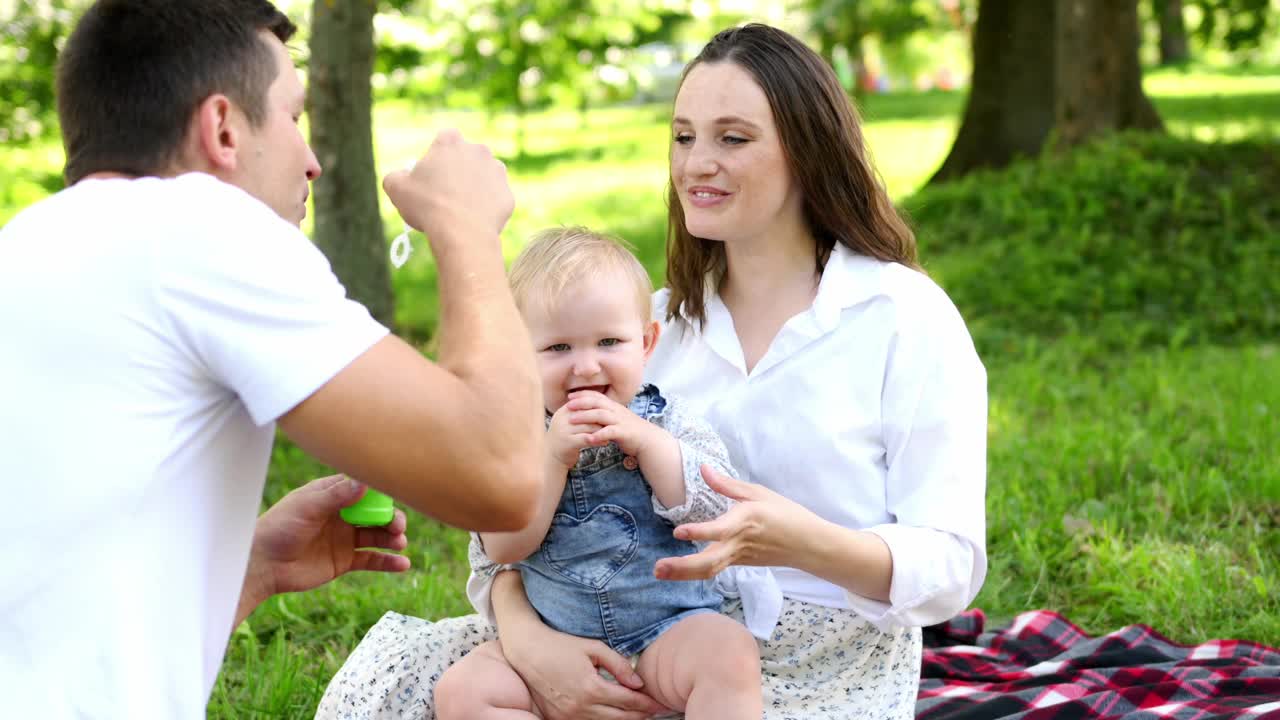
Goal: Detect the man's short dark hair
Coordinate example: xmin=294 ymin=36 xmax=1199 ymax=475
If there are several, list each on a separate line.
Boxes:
xmin=57 ymin=0 xmax=296 ymax=185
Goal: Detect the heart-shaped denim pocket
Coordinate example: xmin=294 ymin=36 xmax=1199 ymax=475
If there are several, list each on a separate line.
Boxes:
xmin=540 ymin=504 xmax=639 ymax=589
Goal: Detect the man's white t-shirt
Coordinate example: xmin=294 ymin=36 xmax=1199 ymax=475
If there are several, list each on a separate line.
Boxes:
xmin=0 ymin=173 xmax=389 ymax=717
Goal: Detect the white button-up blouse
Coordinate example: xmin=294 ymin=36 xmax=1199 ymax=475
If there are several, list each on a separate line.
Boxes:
xmin=645 ymin=242 xmax=988 ymax=631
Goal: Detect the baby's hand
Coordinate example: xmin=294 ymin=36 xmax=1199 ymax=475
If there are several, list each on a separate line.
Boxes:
xmin=547 ymin=403 xmax=599 ymax=470
xmin=564 ymin=391 xmax=657 ymax=458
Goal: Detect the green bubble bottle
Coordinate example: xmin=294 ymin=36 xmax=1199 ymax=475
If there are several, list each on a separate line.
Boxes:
xmin=340 ymin=486 xmax=395 ymax=526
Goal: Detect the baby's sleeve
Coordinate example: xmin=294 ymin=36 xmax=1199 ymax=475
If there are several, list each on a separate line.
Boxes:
xmin=464 ymin=533 xmax=514 ymax=625
xmin=649 ymin=396 xmax=737 ymax=526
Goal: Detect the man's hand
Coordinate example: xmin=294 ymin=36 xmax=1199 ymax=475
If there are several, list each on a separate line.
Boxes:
xmin=382 ymin=129 xmax=513 ymax=242
xmin=236 ymin=475 xmax=410 ymax=626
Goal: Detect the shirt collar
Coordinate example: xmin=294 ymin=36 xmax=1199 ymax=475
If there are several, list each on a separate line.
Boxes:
xmin=677 ymin=242 xmax=886 ymax=331
xmin=811 ymin=242 xmax=886 ymax=332
xmin=675 ymin=273 xmax=720 ymax=327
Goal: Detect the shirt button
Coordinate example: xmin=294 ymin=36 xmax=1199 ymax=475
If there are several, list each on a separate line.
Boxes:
xmin=623 ymin=456 xmax=639 ymax=470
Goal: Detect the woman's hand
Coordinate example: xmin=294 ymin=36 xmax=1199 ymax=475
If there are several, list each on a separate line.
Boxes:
xmin=502 ymin=622 xmax=669 ymax=720
xmin=654 ymin=464 xmax=816 ymax=581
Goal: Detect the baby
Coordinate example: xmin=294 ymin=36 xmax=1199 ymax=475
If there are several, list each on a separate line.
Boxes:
xmin=434 ymin=227 xmax=761 ymax=718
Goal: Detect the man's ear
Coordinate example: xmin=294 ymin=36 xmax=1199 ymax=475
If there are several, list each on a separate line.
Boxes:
xmin=190 ymin=94 xmax=242 ymax=172
xmin=642 ymin=320 xmax=661 ymax=361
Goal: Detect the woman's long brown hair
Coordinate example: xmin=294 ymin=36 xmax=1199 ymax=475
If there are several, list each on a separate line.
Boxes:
xmin=665 ymin=23 xmax=920 ymax=328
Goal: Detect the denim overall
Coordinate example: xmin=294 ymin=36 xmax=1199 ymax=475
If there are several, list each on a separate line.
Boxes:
xmin=518 ymin=386 xmax=723 ymax=655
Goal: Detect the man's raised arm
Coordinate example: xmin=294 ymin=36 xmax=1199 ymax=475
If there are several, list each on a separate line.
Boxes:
xmin=280 ymin=131 xmax=542 ymax=532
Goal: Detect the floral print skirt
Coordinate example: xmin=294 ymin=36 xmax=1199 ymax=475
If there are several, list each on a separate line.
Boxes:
xmin=316 ymin=598 xmax=921 ymax=719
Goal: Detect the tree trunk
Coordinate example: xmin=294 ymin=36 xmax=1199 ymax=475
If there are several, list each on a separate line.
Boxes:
xmin=815 ymin=18 xmax=838 ymax=74
xmin=930 ymin=0 xmax=1057 ymax=183
xmin=850 ymin=38 xmax=869 ymax=102
xmin=308 ymin=0 xmax=395 ymax=327
xmin=1054 ymin=0 xmax=1163 ymax=149
xmin=845 ymin=13 xmax=868 ymax=101
xmin=1154 ymin=0 xmax=1190 ymax=65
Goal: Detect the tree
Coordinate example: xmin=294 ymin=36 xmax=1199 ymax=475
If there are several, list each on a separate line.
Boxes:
xmin=1151 ymin=0 xmax=1275 ymax=66
xmin=0 ymin=0 xmax=80 ymax=144
xmin=1154 ymin=0 xmax=1191 ymax=65
xmin=303 ymin=0 xmax=679 ymax=330
xmin=1055 ymin=0 xmax=1163 ymax=149
xmin=931 ymin=0 xmax=1163 ymax=183
xmin=929 ymin=0 xmax=1056 ymax=182
xmin=413 ymin=0 xmax=678 ymax=158
xmin=806 ymin=0 xmax=939 ymax=95
xmin=308 ymin=0 xmax=395 ymax=327
xmin=1186 ymin=0 xmax=1274 ymax=56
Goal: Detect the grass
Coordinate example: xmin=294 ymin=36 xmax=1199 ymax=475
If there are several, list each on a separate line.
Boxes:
xmin=980 ymin=341 xmax=1278 ymax=642
xmin=205 ymin=339 xmax=1279 ymax=718
xmin=0 ymin=66 xmax=1276 ymax=717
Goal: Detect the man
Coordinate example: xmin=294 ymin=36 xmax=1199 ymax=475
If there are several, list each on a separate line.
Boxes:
xmin=0 ymin=0 xmax=543 ymax=716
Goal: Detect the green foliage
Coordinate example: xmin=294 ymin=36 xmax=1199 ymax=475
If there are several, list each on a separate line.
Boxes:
xmin=907 ymin=133 xmax=1280 ymax=354
xmin=0 ymin=0 xmax=82 ymax=144
xmin=805 ymin=0 xmax=959 ymax=88
xmin=376 ymin=0 xmax=686 ymax=155
xmin=809 ymin=0 xmax=940 ymax=42
xmin=1188 ymin=0 xmax=1275 ymax=54
xmin=0 ymin=145 xmax=64 ymax=214
xmin=1149 ymin=0 xmax=1280 ymax=63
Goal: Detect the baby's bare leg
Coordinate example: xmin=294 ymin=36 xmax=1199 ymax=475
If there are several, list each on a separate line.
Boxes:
xmin=435 ymin=639 xmax=541 ymax=719
xmin=634 ymin=613 xmax=762 ymax=719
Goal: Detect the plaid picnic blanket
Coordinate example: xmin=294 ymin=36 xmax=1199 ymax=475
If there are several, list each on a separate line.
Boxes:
xmin=918 ymin=609 xmax=1280 ymax=719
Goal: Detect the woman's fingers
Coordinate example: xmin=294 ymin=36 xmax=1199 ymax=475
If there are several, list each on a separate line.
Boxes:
xmin=587 ymin=704 xmax=665 ymax=720
xmin=584 ymin=641 xmax=643 ymax=689
xmin=586 ymin=679 xmax=669 ymax=718
xmin=654 ymin=542 xmax=732 ymax=581
xmin=578 ymin=643 xmax=669 ymax=717
xmin=700 ymin=464 xmax=760 ymax=501
xmin=671 ymin=514 xmax=728 ymax=543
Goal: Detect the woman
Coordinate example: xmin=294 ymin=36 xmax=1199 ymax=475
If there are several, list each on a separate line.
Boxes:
xmin=319 ymin=23 xmax=986 ymax=720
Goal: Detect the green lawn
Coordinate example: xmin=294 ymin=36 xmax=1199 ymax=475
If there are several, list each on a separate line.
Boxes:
xmin=0 ymin=68 xmax=1276 ymax=718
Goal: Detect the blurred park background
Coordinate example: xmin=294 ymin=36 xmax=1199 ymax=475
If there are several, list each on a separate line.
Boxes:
xmin=2 ymin=0 xmax=1278 ymax=716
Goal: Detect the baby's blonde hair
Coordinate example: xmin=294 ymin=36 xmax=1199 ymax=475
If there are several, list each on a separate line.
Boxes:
xmin=509 ymin=226 xmax=653 ymax=322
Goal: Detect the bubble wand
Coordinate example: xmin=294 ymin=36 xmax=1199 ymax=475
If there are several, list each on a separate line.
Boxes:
xmin=389 ymin=221 xmax=414 ymax=269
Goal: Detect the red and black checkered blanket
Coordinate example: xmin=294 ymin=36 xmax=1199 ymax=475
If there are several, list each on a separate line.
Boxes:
xmin=918 ymin=609 xmax=1280 ymax=719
